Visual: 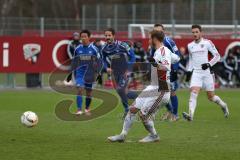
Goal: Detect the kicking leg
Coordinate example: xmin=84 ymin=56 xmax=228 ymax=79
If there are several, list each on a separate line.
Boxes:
xmin=207 ymin=91 xmax=229 ymax=118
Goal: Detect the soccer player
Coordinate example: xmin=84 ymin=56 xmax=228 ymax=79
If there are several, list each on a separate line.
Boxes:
xmin=74 ymin=29 xmax=101 ymax=115
xmin=101 ymin=28 xmax=136 ymax=116
xmin=64 ymin=32 xmax=81 ymax=86
xmin=182 ymin=25 xmax=229 ymax=121
xmin=107 ymin=31 xmax=180 ymax=143
xmin=152 ymin=24 xmax=180 ymax=120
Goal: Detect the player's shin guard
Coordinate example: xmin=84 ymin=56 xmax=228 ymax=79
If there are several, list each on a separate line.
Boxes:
xmin=142 ymin=118 xmax=157 ymax=136
xmin=171 ymin=95 xmax=178 ymax=116
xmin=189 ymin=92 xmax=198 ymax=118
xmin=211 ymin=95 xmax=226 ymax=108
xmin=77 ymin=95 xmax=83 ymax=110
xmin=85 ymin=97 xmax=92 ymax=110
xmin=121 ymin=112 xmax=136 ymax=136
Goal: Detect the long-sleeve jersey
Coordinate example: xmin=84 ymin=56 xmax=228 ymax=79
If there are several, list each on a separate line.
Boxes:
xmin=150 ymin=36 xmax=180 ymax=70
xmin=187 ymin=38 xmax=220 ymax=71
xmin=101 ymin=40 xmax=136 ymax=75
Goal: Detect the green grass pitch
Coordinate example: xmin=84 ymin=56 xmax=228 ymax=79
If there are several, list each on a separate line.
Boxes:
xmin=0 ymin=89 xmax=240 ymax=160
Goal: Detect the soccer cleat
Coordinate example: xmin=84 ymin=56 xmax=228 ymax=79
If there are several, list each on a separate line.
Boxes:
xmin=85 ymin=109 xmax=91 ymax=115
xmin=75 ymin=110 xmax=83 ymax=115
xmin=182 ymin=112 xmax=193 ymax=121
xmin=107 ymin=134 xmax=125 ymax=143
xmin=222 ymin=104 xmax=229 ymax=118
xmin=139 ymin=134 xmax=160 ymax=143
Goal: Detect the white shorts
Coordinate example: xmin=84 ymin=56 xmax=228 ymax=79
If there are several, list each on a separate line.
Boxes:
xmin=133 ymin=85 xmax=170 ymax=116
xmin=190 ymin=70 xmax=215 ymax=91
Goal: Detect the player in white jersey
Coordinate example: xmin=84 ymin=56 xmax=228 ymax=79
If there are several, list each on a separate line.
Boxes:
xmin=108 ymin=31 xmax=180 ymax=143
xmin=182 ymin=25 xmax=229 ymax=121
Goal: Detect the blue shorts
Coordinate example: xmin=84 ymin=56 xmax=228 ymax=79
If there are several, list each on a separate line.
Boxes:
xmin=75 ymin=77 xmax=93 ymax=90
xmin=170 ymin=81 xmax=178 ymax=92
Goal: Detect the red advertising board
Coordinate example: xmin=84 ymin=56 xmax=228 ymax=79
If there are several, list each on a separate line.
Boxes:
xmin=0 ymin=36 xmax=239 ymax=73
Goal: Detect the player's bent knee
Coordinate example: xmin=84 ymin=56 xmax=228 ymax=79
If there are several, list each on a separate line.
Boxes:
xmin=171 ymin=91 xmax=176 ymax=96
xmin=207 ymin=94 xmax=215 ymax=101
xmin=86 ymin=91 xmax=92 ymax=97
xmin=206 ymin=91 xmax=215 ymax=101
xmin=191 ymin=89 xmax=199 ymax=94
xmin=129 ymin=106 xmax=138 ymax=114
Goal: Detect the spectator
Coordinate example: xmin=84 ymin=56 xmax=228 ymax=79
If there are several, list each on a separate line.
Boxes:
xmin=223 ymin=49 xmax=239 ymax=86
xmin=64 ymin=32 xmax=81 ymax=86
xmin=234 ymin=46 xmax=240 ymax=86
xmin=133 ymin=41 xmax=147 ymax=62
xmin=178 ymin=47 xmax=190 ymax=88
xmin=94 ymin=39 xmax=105 ymax=86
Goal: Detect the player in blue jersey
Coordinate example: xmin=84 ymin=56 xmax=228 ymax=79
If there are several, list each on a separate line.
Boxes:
xmin=101 ymin=28 xmax=136 ymax=117
xmin=74 ymin=29 xmax=102 ymax=115
xmin=152 ymin=24 xmax=180 ymax=120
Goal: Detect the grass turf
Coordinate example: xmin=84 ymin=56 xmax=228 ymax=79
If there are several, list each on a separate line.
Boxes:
xmin=0 ymin=89 xmax=240 ymax=160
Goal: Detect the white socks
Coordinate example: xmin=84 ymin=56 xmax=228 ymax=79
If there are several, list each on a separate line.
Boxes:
xmin=121 ymin=112 xmax=157 ymax=136
xmin=142 ymin=119 xmax=157 ymax=136
xmin=121 ymin=113 xmax=136 ymax=136
xmin=189 ymin=92 xmax=198 ymax=118
xmin=211 ymin=95 xmax=226 ymax=108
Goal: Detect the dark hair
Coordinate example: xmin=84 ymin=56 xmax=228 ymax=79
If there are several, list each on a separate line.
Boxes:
xmin=105 ymin=28 xmax=115 ymax=35
xmin=80 ymin=29 xmax=91 ymax=37
xmin=192 ymin=24 xmax=202 ymax=32
xmin=154 ymin=24 xmax=164 ymax=30
xmin=151 ymin=31 xmax=165 ymax=42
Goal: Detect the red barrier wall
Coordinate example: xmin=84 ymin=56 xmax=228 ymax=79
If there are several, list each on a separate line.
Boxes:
xmin=0 ymin=36 xmax=240 ymax=73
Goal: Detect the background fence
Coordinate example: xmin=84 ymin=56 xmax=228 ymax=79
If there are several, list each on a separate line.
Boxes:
xmin=0 ymin=0 xmax=239 ymax=36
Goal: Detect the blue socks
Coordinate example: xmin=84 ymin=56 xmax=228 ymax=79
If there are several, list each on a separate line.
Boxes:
xmin=77 ymin=95 xmax=83 ymax=110
xmin=77 ymin=95 xmax=92 ymax=110
xmin=171 ymin=95 xmax=178 ymax=116
xmin=122 ymin=101 xmax=129 ymax=113
xmin=166 ymin=103 xmax=173 ymax=113
xmin=85 ymin=97 xmax=92 ymax=110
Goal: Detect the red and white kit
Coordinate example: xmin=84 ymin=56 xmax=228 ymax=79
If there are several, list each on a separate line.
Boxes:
xmin=134 ymin=46 xmax=179 ymax=116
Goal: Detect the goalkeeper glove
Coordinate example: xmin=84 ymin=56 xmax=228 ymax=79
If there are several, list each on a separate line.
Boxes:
xmin=201 ymin=63 xmax=210 ymax=70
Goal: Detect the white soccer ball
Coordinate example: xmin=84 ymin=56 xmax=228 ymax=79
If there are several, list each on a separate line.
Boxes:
xmin=21 ymin=111 xmax=38 ymax=127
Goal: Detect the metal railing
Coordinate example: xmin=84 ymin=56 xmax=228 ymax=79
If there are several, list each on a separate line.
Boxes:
xmin=0 ymin=0 xmax=239 ymax=36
